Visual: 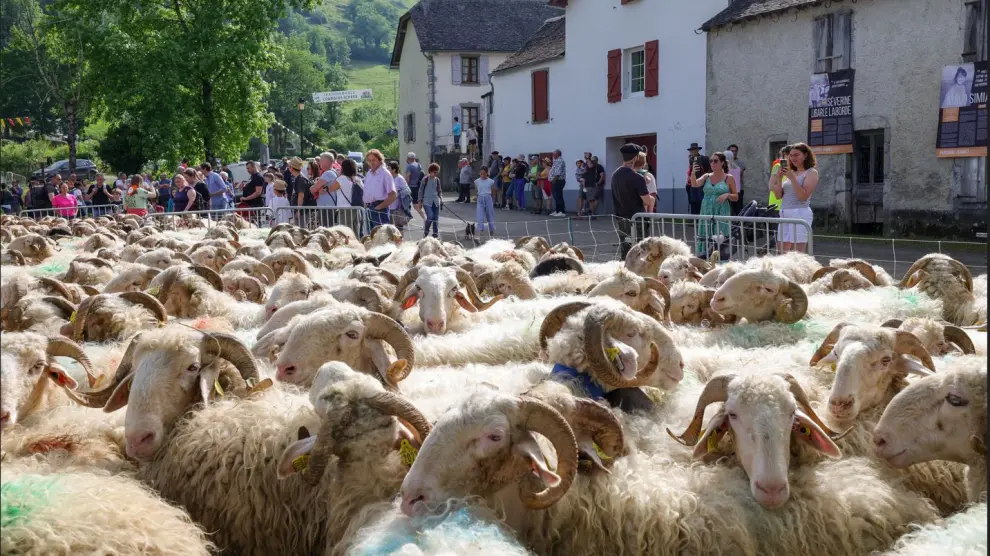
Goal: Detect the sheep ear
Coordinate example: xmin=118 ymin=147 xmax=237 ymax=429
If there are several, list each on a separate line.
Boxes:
xmin=515 ymin=433 xmax=560 ymax=488
xmin=103 ymin=373 xmax=134 ymax=413
xmin=692 ymin=410 xmax=729 ymax=460
xmin=401 ymin=294 xmax=418 ymax=310
xmin=792 ymin=409 xmax=841 ymax=458
xmin=197 ymin=364 xmax=223 ymax=405
xmin=454 ymin=292 xmax=478 ymax=313
xmin=46 ymin=363 xmax=78 ymax=390
xmin=277 ymin=434 xmax=317 ymax=479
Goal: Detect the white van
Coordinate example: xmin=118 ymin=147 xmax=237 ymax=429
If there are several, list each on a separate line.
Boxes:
xmin=226 ymin=162 xmax=251 ymax=183
xmin=347 ymin=151 xmax=364 ymax=166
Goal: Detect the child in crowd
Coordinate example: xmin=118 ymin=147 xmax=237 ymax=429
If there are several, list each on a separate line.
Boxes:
xmin=474 ymin=167 xmax=496 ymax=239
xmin=575 ymin=159 xmax=587 ymax=217
xmin=270 ymin=180 xmax=291 ymax=224
xmin=416 ymin=163 xmax=442 ymax=239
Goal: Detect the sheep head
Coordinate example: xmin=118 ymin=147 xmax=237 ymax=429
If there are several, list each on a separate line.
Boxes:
xmin=7 ymin=234 xmax=56 ymax=263
xmin=278 ymin=362 xmax=432 ymax=485
xmin=809 ymin=267 xmax=874 ymax=293
xmin=668 ymin=281 xmax=732 ymax=327
xmin=4 ymin=295 xmax=76 ymax=333
xmin=62 ymin=257 xmax=115 ymax=287
xmin=394 ymin=266 xmax=501 ymax=334
xmin=513 ymin=236 xmax=551 ymax=260
xmin=65 ymin=292 xmax=168 ymax=343
xmin=881 ymin=317 xmax=978 ymax=356
xmin=1 ymin=333 xmax=93 ymax=432
xmin=135 ymin=248 xmax=193 ymax=270
xmin=810 ymin=323 xmax=936 ymax=423
xmin=658 ymin=255 xmax=712 ymax=288
xmin=587 ymin=268 xmax=671 ymax=325
xmin=874 ymin=362 xmax=987 ymax=487
xmin=147 ymin=265 xmax=224 ymax=318
xmin=222 ymin=273 xmax=266 ymax=304
xmin=667 ymin=373 xmax=847 ymax=509
xmin=529 ymin=255 xmax=584 ymax=278
xmin=364 ymin=224 xmax=403 ymax=248
xmin=711 ymin=265 xmax=808 ymax=323
xmin=262 ymin=249 xmax=311 ymax=281
xmin=188 ymin=245 xmax=233 ymax=273
xmin=399 ymin=391 xmax=578 ymax=516
xmin=70 ymin=326 xmax=260 ymax=461
xmin=264 ymin=271 xmax=323 ymax=320
xmin=478 ymin=262 xmax=538 ymax=300
xmin=102 ymin=264 xmax=162 ymax=294
xmin=624 ymin=236 xmax=690 ymax=277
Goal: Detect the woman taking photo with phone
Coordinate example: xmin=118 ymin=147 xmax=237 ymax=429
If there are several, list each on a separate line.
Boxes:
xmin=689 ymin=151 xmax=737 ymax=256
xmin=769 ymin=142 xmax=818 ymax=253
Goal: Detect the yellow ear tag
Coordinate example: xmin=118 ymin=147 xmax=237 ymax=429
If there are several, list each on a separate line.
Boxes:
xmin=247 ymin=378 xmax=273 ymax=397
xmin=592 ymin=441 xmax=612 ymax=462
xmin=69 ymin=311 xmax=77 ymax=324
xmin=214 ymin=379 xmax=224 ymax=397
xmin=147 ymin=286 xmax=160 ymax=296
xmin=706 ymin=432 xmax=720 ymax=453
xmin=604 ymin=347 xmax=624 ymax=371
xmin=399 ymin=438 xmax=418 ymax=467
xmin=291 ymin=454 xmax=310 ymax=473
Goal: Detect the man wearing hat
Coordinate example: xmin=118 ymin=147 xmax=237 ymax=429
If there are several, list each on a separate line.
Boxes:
xmin=612 ymin=143 xmax=652 ymax=259
xmin=285 ymin=157 xmax=305 ymax=207
xmin=405 ymin=152 xmax=423 ymax=204
xmin=685 ymin=142 xmax=710 ymax=215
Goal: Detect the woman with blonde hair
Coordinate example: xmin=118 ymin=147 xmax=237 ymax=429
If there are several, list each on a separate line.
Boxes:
xmin=724 ymin=150 xmax=743 ymax=215
xmin=634 ymin=152 xmax=657 ymax=213
xmin=769 ymin=142 xmax=818 ymax=253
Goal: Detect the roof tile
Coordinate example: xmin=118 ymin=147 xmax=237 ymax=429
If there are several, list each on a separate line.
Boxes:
xmin=701 ymin=0 xmax=825 ymax=31
xmin=492 ymin=16 xmax=565 ymax=74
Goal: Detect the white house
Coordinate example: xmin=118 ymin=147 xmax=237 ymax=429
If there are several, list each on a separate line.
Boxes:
xmin=390 ymin=0 xmax=563 ymax=163
xmin=489 ymin=0 xmax=724 ymax=212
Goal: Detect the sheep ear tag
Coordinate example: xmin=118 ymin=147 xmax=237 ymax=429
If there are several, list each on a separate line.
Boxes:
xmin=604 ymin=347 xmax=624 ymax=372
xmin=46 ymin=363 xmax=78 ymax=389
xmin=792 ymin=410 xmax=841 ymax=459
xmin=277 ymin=433 xmax=317 ymax=480
xmin=68 ymin=311 xmax=77 ymax=324
xmin=146 ymin=286 xmax=160 ymax=297
xmin=692 ymin=415 xmax=729 ymax=459
xmin=399 ymin=438 xmax=419 ymax=467
xmin=401 ymin=295 xmax=418 ymax=310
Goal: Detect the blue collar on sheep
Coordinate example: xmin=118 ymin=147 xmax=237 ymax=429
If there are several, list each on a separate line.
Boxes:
xmin=551 ymin=363 xmax=607 ymax=401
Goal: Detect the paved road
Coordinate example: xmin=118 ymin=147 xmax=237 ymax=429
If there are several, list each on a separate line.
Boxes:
xmin=411 ymin=195 xmax=987 ymax=278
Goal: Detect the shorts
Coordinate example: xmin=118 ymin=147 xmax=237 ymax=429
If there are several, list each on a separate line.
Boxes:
xmin=779 ymin=207 xmax=813 ymax=243
xmin=468 ymin=139 xmax=477 ymax=145
xmin=585 ymin=186 xmax=602 ymax=200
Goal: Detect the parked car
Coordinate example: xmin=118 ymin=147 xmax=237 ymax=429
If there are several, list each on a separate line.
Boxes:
xmin=32 ymin=159 xmax=99 ymax=181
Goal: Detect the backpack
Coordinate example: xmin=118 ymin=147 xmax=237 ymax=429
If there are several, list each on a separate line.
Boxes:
xmin=193 ymin=182 xmax=210 ymax=211
xmin=30 ymin=184 xmax=51 ymax=209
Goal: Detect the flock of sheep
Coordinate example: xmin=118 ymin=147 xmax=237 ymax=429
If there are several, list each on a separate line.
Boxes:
xmin=0 ymin=209 xmax=986 ymax=556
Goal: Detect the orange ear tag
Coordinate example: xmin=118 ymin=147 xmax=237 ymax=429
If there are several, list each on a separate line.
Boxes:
xmin=402 ymin=296 xmax=418 ymax=310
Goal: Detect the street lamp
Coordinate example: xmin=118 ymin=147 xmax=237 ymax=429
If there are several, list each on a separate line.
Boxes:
xmin=297 ymin=97 xmax=305 ymax=157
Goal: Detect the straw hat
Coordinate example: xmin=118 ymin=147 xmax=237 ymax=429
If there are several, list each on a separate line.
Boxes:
xmin=273 ymin=180 xmax=287 ymax=191
xmin=287 ymin=157 xmax=304 ymax=171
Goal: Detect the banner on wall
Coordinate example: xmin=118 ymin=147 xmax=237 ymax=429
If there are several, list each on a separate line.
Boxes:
xmin=807 ymin=69 xmax=855 ymax=155
xmin=311 ymin=89 xmax=373 ymax=104
xmin=935 ymin=61 xmax=987 ymax=158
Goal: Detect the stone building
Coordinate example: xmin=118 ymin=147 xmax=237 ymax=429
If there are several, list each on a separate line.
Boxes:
xmin=702 ymin=0 xmax=987 ymax=237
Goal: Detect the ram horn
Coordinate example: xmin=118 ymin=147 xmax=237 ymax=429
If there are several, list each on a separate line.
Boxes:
xmin=454 ymin=268 xmax=500 ymax=310
xmin=369 ymin=225 xmax=383 ymax=240
xmin=119 ymin=291 xmax=169 ymax=326
xmin=572 ymin=246 xmax=585 ymax=262
xmin=364 ymin=391 xmax=432 ymax=443
xmin=898 ymin=255 xmax=939 ymax=289
xmin=776 ymin=279 xmax=808 ymax=324
xmin=845 ymin=260 xmax=878 ymax=285
xmin=584 ymin=307 xmax=658 ymax=388
xmin=516 ymin=396 xmax=578 ymax=509
xmin=38 ymin=277 xmax=74 ymax=302
xmin=46 ymin=336 xmax=94 ymax=378
xmin=777 ymin=373 xmax=849 ymax=439
xmin=571 ymin=398 xmax=625 ymax=464
xmin=644 ymin=278 xmax=671 ymax=324
xmin=363 ymin=313 xmax=415 ymax=384
xmin=377 ymin=268 xmax=400 ymax=285
xmin=688 ymin=257 xmax=713 ymax=273
xmin=80 ymin=285 xmax=101 ymax=296
xmin=80 ymin=257 xmax=114 ymax=269
xmin=392 ymin=267 xmax=421 ymax=302
xmin=41 ymin=296 xmax=76 ymax=320
xmin=811 ymin=266 xmax=838 ymax=282
xmin=189 ymin=265 xmax=224 ymax=292
xmin=539 ymin=301 xmax=592 ymax=351
xmin=71 ymin=294 xmax=106 ymax=341
xmin=299 ymin=419 xmax=337 ymax=486
xmin=892 ymin=330 xmax=936 ymax=372
xmin=150 ymin=267 xmax=181 ymax=305
xmin=305 ymin=234 xmax=334 ymax=253
xmin=2 ymin=249 xmax=26 ymax=265
xmin=880 ymin=318 xmax=903 ymax=329
xmin=72 ymin=332 xmax=145 ymax=408
xmin=665 ymin=374 xmax=735 ymax=446
xmin=298 ymin=250 xmax=324 ymax=270
xmin=943 ymin=325 xmax=976 ymax=355
xmin=200 ymin=333 xmax=260 ymax=386
xmin=809 ymin=322 xmax=851 ymax=366
xmin=263 ymin=251 xmax=310 ymax=279
xmin=346 ymin=285 xmax=384 ymax=313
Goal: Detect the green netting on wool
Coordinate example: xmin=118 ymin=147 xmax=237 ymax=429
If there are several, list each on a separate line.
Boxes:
xmin=1 ymin=475 xmax=59 ymax=527
xmin=32 ymin=260 xmax=69 ymax=277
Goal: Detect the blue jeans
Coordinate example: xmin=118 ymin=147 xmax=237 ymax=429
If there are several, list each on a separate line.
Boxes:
xmin=365 ymin=203 xmax=390 ymax=230
xmin=210 ymin=196 xmax=226 ymax=210
xmin=476 ymin=195 xmax=495 ymax=234
xmin=503 ymin=179 xmax=514 ymax=207
xmin=513 ymin=179 xmax=527 ymax=209
xmin=424 ymin=203 xmax=439 ymax=237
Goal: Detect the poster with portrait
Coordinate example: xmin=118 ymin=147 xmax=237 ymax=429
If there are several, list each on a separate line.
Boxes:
xmin=935 ymin=61 xmax=987 ymax=158
xmin=807 ymin=69 xmax=855 ymax=155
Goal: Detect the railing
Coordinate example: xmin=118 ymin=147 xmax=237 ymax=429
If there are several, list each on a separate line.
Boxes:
xmin=273 ymin=206 xmax=369 ymax=238
xmin=18 ymin=204 xmax=123 ymax=219
xmin=631 ymin=212 xmax=814 ymax=262
xmin=811 ymin=235 xmax=987 ymax=279
xmin=149 ymin=207 xmax=275 ymax=230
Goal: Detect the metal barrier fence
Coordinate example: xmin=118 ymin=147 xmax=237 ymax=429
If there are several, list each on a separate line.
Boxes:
xmin=17 ymin=204 xmax=123 ymax=219
xmin=811 ymin=234 xmax=987 ymax=279
xmin=148 ymin=207 xmax=275 ymax=230
xmin=631 ymin=212 xmax=814 ymax=262
xmin=273 ymin=206 xmax=369 ymax=239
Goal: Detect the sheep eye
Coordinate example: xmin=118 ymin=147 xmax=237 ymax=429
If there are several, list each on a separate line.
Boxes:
xmin=345 ymin=331 xmax=359 ymax=340
xmin=880 ymin=356 xmax=892 ymax=366
xmin=30 ymin=361 xmax=46 ymax=373
xmin=487 ymin=433 xmax=502 ymax=442
xmin=625 ymin=291 xmax=637 ymax=297
xmin=946 ymin=394 xmax=968 ymax=407
xmin=186 ymin=364 xmax=200 ymax=373
xmin=727 ymin=412 xmax=738 ymax=420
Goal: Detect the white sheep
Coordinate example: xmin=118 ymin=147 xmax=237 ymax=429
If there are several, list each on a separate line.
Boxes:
xmin=710 ymin=263 xmax=809 ymax=323
xmin=900 ymin=254 xmax=986 ymax=326
xmin=391 ymin=265 xmax=501 ymax=334
xmin=880 ymin=502 xmax=987 ymax=556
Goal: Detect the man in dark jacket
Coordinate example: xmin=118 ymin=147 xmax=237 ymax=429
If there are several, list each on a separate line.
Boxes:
xmin=685 ymin=142 xmax=710 ymax=215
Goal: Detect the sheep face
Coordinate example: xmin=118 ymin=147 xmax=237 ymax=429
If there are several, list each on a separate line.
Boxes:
xmin=102 ymin=264 xmax=160 ymax=294
xmin=95 ymin=327 xmax=259 ymax=461
xmin=587 ymin=268 xmax=668 ymax=321
xmin=7 ymin=234 xmax=55 ymax=263
xmin=400 ymin=267 xmax=476 ymax=334
xmin=135 ymin=248 xmax=185 ymax=270
xmin=811 ymin=324 xmax=936 ymax=423
xmin=265 ymin=272 xmax=321 ymax=319
xmin=669 ymin=281 xmax=718 ymax=325
xmin=400 ymin=391 xmax=577 ymax=517
xmin=669 ymin=374 xmax=842 ymax=510
xmin=657 ymin=255 xmax=710 ymax=288
xmin=189 ymin=246 xmax=232 ymax=273
xmin=711 ymin=267 xmax=808 ymax=323
xmin=889 ymin=317 xmax=977 ymax=356
xmin=0 ymin=332 xmax=86 ymax=432
xmin=489 ymin=262 xmax=537 ymax=300
xmin=623 ymin=236 xmax=690 ymax=277
xmin=874 ymin=364 xmax=987 ymax=471
xmin=274 ymin=307 xmax=413 ymax=388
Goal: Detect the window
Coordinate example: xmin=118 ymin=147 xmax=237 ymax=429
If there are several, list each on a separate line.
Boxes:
xmin=854 ymin=130 xmax=884 ymax=186
xmin=403 ymin=113 xmax=415 ymax=143
xmin=461 ymin=56 xmax=480 ymax=84
xmin=461 ymin=106 xmax=479 ymax=128
xmin=963 ymin=0 xmax=987 ymax=62
xmin=813 ymin=11 xmax=852 ymax=73
xmin=769 ymin=141 xmax=788 ymax=166
xmin=629 ymin=48 xmax=646 ymax=94
xmin=532 ymin=69 xmax=549 ymax=123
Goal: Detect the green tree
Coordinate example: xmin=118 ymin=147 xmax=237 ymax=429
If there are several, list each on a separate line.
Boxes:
xmin=66 ymin=0 xmax=312 ymax=166
xmin=96 ymin=123 xmax=149 ymax=174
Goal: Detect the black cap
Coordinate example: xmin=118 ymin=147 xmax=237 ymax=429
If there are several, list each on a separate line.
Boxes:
xmin=620 ymin=143 xmax=643 ymax=155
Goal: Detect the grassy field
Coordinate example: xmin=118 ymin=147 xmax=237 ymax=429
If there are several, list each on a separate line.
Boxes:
xmin=343 ymin=61 xmax=398 ymax=115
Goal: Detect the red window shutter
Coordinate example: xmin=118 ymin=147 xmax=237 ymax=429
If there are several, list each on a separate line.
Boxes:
xmin=607 ymin=49 xmax=622 ymax=103
xmin=645 ymin=40 xmax=659 ymax=98
xmin=532 ymin=70 xmax=549 ymax=122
